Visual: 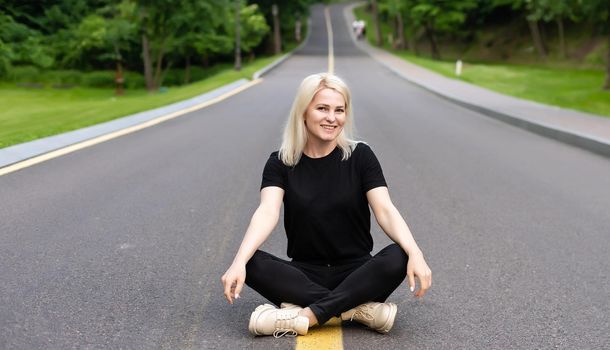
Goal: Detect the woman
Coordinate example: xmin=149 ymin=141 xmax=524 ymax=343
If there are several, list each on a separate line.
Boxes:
xmin=221 ymin=73 xmax=431 ymax=337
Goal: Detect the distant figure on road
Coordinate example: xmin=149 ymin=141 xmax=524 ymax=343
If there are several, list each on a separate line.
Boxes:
xmin=359 ymin=19 xmax=366 ymax=39
xmin=353 ymin=19 xmax=366 ymax=40
xmin=221 ymin=73 xmax=432 ymax=338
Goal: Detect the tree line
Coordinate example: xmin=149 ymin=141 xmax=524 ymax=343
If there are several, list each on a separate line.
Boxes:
xmin=368 ymin=0 xmax=610 ymax=89
xmin=0 ymin=0 xmax=316 ymax=91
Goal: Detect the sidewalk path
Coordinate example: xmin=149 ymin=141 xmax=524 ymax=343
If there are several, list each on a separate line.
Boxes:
xmin=344 ymin=3 xmax=610 ymax=158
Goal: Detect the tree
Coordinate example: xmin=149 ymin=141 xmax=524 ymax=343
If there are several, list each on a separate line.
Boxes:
xmin=405 ymin=0 xmax=477 ymax=60
xmin=249 ymin=0 xmax=314 ymax=53
xmin=137 ymin=0 xmax=185 ymax=91
xmin=580 ymin=0 xmax=610 ymax=89
xmin=235 ymin=1 xmax=241 ymax=71
xmin=513 ymin=0 xmax=551 ymax=59
xmin=233 ymin=4 xmax=270 ymax=59
xmin=371 ymin=0 xmax=382 ymax=46
xmin=0 ymin=11 xmax=54 ymax=69
xmin=56 ymin=1 xmax=136 ymax=93
xmin=379 ymin=0 xmax=406 ymax=49
xmin=541 ymin=0 xmax=578 ymax=59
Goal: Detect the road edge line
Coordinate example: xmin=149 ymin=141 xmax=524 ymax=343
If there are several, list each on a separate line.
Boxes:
xmin=325 ymin=6 xmax=335 ymax=74
xmin=0 ymin=79 xmax=262 ymax=177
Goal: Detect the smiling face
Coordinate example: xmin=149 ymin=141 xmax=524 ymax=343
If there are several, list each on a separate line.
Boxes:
xmin=303 ymin=88 xmax=346 ymax=147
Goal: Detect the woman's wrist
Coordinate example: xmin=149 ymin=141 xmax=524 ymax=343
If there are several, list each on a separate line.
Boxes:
xmin=404 ymin=246 xmax=423 ymax=258
xmin=232 ymin=257 xmax=248 ymax=266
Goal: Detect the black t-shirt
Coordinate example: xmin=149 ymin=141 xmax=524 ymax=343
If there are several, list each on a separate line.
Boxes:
xmin=260 ymin=142 xmax=387 ymax=263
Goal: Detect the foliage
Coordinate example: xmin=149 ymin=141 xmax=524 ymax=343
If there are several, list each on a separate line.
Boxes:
xmin=238 ymin=4 xmax=271 ymax=53
xmin=0 ymin=0 xmax=307 ymax=86
xmin=0 ymin=54 xmax=281 ymax=149
xmin=0 ymin=11 xmax=54 ymax=71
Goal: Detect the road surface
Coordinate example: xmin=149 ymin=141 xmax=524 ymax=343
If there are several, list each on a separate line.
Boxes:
xmin=1 ymin=3 xmax=609 ymax=349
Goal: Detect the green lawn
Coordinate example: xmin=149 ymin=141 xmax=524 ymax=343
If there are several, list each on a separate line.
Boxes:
xmin=397 ymin=53 xmax=610 ymax=118
xmin=0 ymin=55 xmax=279 ymax=149
xmin=353 ymin=6 xmax=610 ymax=119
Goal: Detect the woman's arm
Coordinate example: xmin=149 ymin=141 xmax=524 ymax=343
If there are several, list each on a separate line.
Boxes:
xmin=221 ymin=186 xmax=284 ymax=304
xmin=366 ymin=186 xmax=432 ymax=297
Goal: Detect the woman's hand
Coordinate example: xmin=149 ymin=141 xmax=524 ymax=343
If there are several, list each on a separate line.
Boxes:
xmin=221 ymin=263 xmax=246 ymax=304
xmin=219 ymin=187 xmax=284 ymax=305
xmin=407 ymin=252 xmax=432 ymax=297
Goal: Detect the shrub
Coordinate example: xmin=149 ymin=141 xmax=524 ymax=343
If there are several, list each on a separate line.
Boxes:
xmin=41 ymin=69 xmax=82 ymax=85
xmin=584 ymin=41 xmax=607 ymax=68
xmin=7 ymin=65 xmax=40 ymax=82
xmin=81 ymin=70 xmax=146 ymax=89
xmin=162 ymin=68 xmax=184 ymax=86
xmin=81 ymin=70 xmax=115 ymax=88
xmin=123 ymin=71 xmax=145 ymax=89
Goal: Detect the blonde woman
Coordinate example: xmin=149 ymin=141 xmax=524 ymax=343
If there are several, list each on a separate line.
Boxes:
xmin=221 ymin=73 xmax=431 ymax=337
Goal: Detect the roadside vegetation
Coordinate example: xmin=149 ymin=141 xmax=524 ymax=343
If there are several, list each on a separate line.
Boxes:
xmin=0 ymin=0 xmax=317 ymax=149
xmin=0 ymin=56 xmax=277 ymax=149
xmin=355 ymin=0 xmax=610 ymax=117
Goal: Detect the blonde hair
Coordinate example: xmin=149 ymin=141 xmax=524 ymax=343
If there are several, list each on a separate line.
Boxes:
xmin=279 ymin=73 xmax=357 ymax=166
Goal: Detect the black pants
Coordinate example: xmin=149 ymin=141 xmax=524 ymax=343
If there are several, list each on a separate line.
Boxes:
xmin=245 ymin=243 xmax=408 ymax=325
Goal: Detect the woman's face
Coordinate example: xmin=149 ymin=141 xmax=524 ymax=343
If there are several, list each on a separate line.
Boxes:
xmin=304 ymin=88 xmax=346 ymax=145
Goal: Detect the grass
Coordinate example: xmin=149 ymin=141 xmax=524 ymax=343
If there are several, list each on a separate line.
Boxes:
xmin=353 ymin=6 xmax=610 ymax=118
xmin=0 ymin=55 xmax=280 ymax=149
xmin=397 ymin=53 xmax=610 ymax=118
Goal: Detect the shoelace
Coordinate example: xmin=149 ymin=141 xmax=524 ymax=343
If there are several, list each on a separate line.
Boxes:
xmin=273 ymin=329 xmax=298 ymax=338
xmin=273 ymin=310 xmax=301 ymax=338
xmin=350 ymin=305 xmax=375 ymax=322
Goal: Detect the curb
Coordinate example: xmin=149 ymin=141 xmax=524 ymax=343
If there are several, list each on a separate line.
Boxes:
xmin=0 ymin=79 xmax=249 ymax=169
xmin=424 ymin=93 xmax=610 ymax=158
xmin=344 ymin=3 xmax=610 ymax=159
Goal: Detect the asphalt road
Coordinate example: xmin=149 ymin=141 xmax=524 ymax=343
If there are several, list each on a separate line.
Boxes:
xmin=1 ymin=3 xmax=609 ymax=349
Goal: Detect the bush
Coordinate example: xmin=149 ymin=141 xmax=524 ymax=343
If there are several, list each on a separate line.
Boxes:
xmin=3 ymin=66 xmax=147 ymax=89
xmin=584 ymin=41 xmax=608 ymax=68
xmin=123 ymin=71 xmax=145 ymax=89
xmin=159 ymin=66 xmax=226 ymax=86
xmin=7 ymin=65 xmax=40 ymax=82
xmin=41 ymin=69 xmax=82 ymax=85
xmin=81 ymin=70 xmax=146 ymax=89
xmin=161 ymin=68 xmax=184 ymax=86
xmin=81 ymin=70 xmax=115 ymax=88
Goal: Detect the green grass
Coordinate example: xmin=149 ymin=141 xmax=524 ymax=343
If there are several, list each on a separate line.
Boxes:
xmin=353 ymin=6 xmax=610 ymax=118
xmin=397 ymin=53 xmax=610 ymax=118
xmin=0 ymin=55 xmax=279 ymax=149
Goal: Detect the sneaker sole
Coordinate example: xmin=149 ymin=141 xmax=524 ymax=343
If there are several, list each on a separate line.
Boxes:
xmin=376 ymin=302 xmax=397 ymax=334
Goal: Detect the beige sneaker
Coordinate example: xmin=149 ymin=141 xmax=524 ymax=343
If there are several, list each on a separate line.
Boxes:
xmin=249 ymin=304 xmax=309 ymax=338
xmin=341 ymin=302 xmax=397 ymax=333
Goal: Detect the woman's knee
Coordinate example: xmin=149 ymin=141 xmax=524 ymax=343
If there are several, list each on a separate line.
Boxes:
xmin=245 ymin=250 xmax=276 ymax=279
xmin=376 ymin=244 xmax=408 ymax=278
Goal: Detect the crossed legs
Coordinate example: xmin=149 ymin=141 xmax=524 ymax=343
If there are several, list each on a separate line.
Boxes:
xmin=245 ymin=243 xmax=408 ymax=325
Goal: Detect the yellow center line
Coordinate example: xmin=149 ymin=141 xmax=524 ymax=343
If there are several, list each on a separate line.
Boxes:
xmin=0 ymin=78 xmax=263 ymax=177
xmin=324 ymin=6 xmax=334 ymax=74
xmin=296 ymin=6 xmax=342 ymax=350
xmin=296 ymin=317 xmax=343 ymax=350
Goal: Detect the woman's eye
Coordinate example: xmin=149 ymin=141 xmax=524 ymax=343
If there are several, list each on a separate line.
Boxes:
xmin=336 ymin=109 xmax=345 ymax=113
xmin=318 ymin=107 xmax=328 ymax=111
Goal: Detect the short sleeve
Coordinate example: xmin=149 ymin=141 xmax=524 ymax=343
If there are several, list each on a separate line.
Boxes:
xmin=358 ymin=144 xmax=387 ymax=192
xmin=261 ymin=152 xmax=286 ymax=190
